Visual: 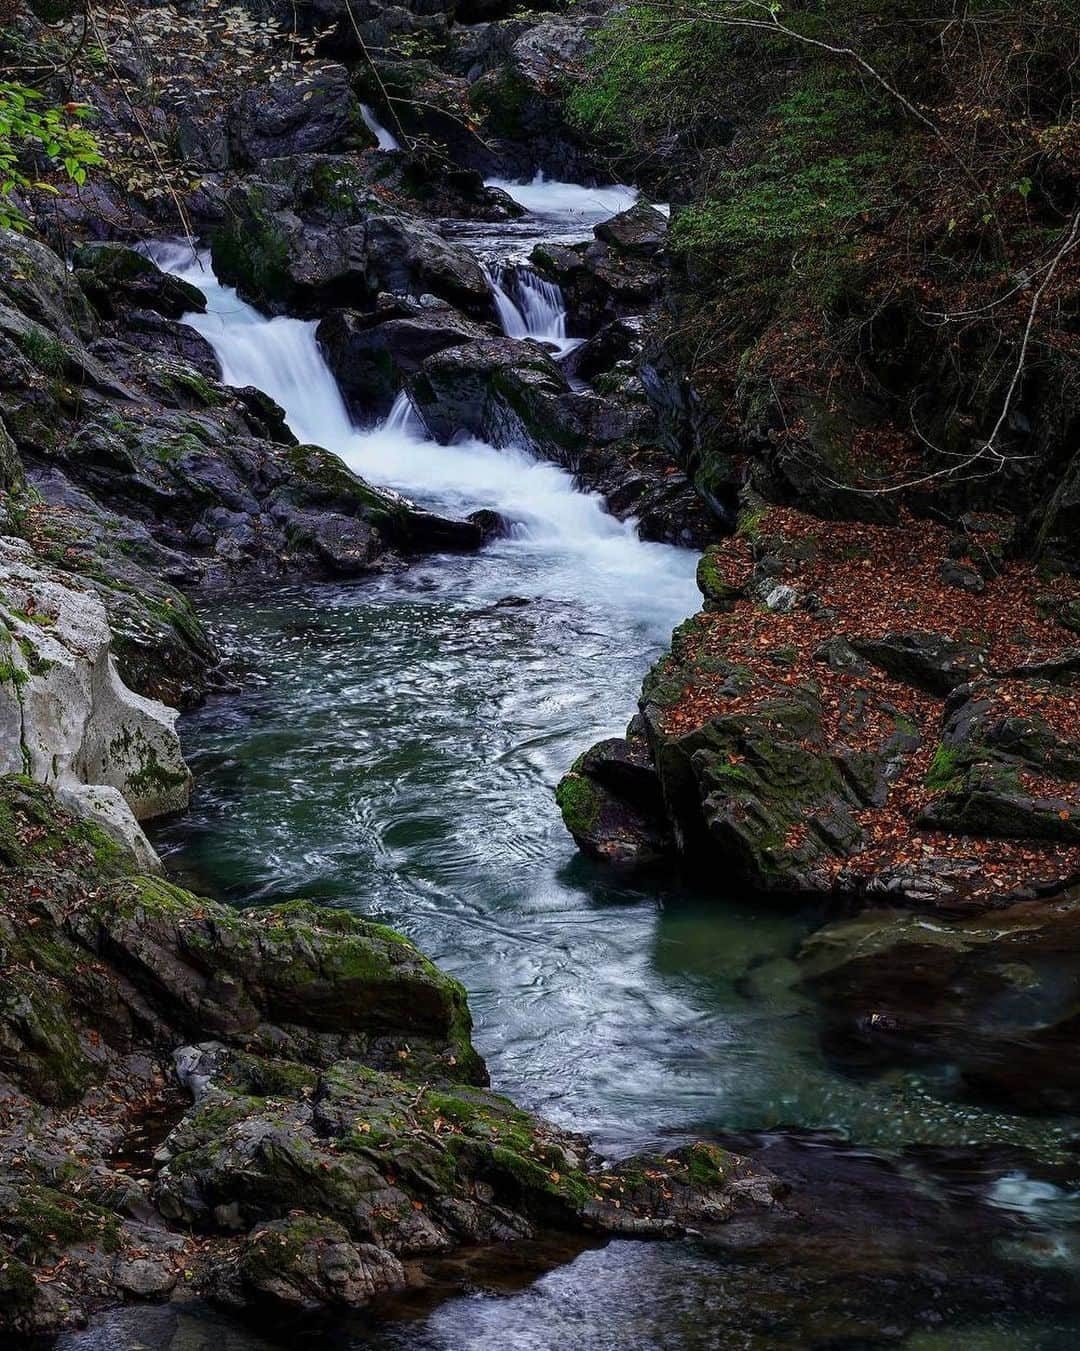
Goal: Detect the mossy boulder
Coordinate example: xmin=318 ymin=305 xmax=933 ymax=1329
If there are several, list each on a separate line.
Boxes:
xmin=556 ymin=725 xmax=671 ymax=866
xmin=155 ymin=1045 xmax=782 ymax=1261
xmin=72 ymin=243 xmax=206 ymax=321
xmin=235 ymin=1213 xmax=406 ymax=1312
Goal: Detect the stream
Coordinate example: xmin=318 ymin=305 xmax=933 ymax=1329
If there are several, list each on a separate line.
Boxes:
xmin=59 ymin=178 xmax=1080 ymax=1348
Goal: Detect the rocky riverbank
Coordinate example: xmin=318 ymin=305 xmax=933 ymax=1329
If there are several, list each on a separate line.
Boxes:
xmin=0 ymin=774 xmax=782 ymax=1335
xmin=0 ymin=0 xmax=765 ymax=1336
xmin=3 ymin=0 xmax=1079 ymax=1339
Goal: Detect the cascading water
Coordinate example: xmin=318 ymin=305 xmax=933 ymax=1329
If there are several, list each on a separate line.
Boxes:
xmin=486 ymin=263 xmax=581 ymax=359
xmin=486 ymin=171 xmax=638 ymax=220
xmin=360 ymin=102 xmax=400 ymax=152
xmin=151 ymin=246 xmax=698 ymax=632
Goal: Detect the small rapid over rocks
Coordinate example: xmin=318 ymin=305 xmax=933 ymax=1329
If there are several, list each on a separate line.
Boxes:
xmin=152 ymin=243 xmax=696 ymax=630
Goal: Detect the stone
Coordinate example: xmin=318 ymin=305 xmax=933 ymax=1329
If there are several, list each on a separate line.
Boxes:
xmin=72 ymin=243 xmax=206 ymax=321
xmin=232 ymin=64 xmax=361 ymax=164
xmin=318 ymin=302 xmax=493 ymax=420
xmin=112 ymin=1256 xmax=178 ymax=1297
xmin=848 ymin=631 xmax=990 ymax=695
xmin=407 ymin=337 xmax=579 ymax=456
xmin=556 ymin=728 xmax=671 ymax=866
xmin=0 ymin=538 xmax=191 ymax=868
xmin=236 ymin=1215 xmax=406 ymax=1311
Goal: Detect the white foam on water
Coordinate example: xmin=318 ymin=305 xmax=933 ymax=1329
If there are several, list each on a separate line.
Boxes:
xmin=486 ymin=172 xmax=638 ymax=220
xmin=486 ymin=264 xmax=582 ymax=359
xmin=360 ymin=103 xmax=400 ymax=152
xmin=149 ymin=244 xmax=698 ymax=638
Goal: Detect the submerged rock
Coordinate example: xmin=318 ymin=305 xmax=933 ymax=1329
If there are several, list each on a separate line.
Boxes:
xmin=800 ymin=891 xmax=1080 ymax=1110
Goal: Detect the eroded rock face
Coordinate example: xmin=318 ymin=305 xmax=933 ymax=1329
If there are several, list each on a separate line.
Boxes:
xmin=0 ymin=539 xmax=189 ymax=868
xmin=559 ymin=503 xmax=1080 ymax=911
xmin=211 ymin=187 xmax=493 ymax=318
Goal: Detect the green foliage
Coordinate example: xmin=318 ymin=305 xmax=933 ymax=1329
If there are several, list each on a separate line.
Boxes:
xmin=0 ymin=82 xmax=102 ymax=230
xmin=567 ymin=5 xmax=732 ymax=153
xmin=671 ymin=78 xmax=897 ymax=255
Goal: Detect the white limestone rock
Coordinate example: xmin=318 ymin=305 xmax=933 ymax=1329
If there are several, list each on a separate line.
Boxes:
xmin=0 ymin=536 xmax=191 ymax=869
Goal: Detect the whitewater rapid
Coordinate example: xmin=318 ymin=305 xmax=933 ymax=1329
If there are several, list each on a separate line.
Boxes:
xmin=150 ymin=241 xmax=697 ymax=636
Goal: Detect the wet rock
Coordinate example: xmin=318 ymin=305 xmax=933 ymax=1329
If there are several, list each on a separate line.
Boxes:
xmin=569 ymin=314 xmax=648 ymax=383
xmin=112 ymin=1255 xmax=178 ymax=1297
xmin=467 ymin=508 xmax=511 ymax=540
xmin=800 ymin=893 xmax=1080 ymax=1109
xmin=211 ymin=188 xmax=491 ymax=317
xmin=563 ymin=505 xmax=1080 ymax=908
xmin=407 ymin=336 xmax=579 ymax=455
xmin=232 ymin=1215 xmax=406 ymax=1312
xmin=595 ymin=202 xmax=668 ymax=255
xmin=231 ymin=63 xmax=361 ymax=164
xmin=72 ymin=243 xmax=206 ymax=321
xmin=532 ymin=229 xmax=665 ymax=330
xmin=556 ymin=725 xmax=671 ymax=866
xmin=460 ymin=16 xmax=605 ymax=180
xmin=153 ymin=1043 xmax=780 ymax=1272
xmin=318 ymin=302 xmax=493 ymax=420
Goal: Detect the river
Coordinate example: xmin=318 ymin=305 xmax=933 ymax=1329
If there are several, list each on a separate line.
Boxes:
xmin=57 ymin=176 xmax=1080 ymax=1349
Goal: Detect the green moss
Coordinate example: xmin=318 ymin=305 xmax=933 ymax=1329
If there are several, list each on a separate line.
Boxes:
xmin=924 ymin=744 xmax=965 ymax=793
xmin=0 ymin=1255 xmax=37 ymax=1312
xmin=2 ymin=1185 xmax=120 ymax=1261
xmin=0 ymin=774 xmax=129 ymax=876
xmin=468 ymin=68 xmax=532 ymax=138
xmin=555 ymin=773 xmax=602 ymax=836
xmin=211 ymin=196 xmax=293 ymax=304
xmin=285 ymin=444 xmax=399 ymax=519
xmin=736 ymin=503 xmax=768 ymax=540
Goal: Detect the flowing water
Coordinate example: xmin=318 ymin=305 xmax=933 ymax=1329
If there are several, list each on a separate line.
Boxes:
xmin=360 ymin=104 xmax=400 ymax=152
xmin=71 ymin=198 xmax=1080 ymax=1349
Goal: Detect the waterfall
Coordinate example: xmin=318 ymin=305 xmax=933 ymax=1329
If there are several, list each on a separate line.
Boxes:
xmin=486 ymin=263 xmax=581 ymax=359
xmin=151 ymin=247 xmax=697 ymax=631
xmin=360 ymin=103 xmax=400 ymax=152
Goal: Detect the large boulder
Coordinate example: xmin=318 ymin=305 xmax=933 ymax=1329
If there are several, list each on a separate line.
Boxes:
xmin=318 ymin=299 xmax=494 ymax=421
xmin=407 ymin=336 xmax=581 ymax=454
xmin=800 ymin=891 xmax=1080 ymax=1110
xmin=464 ymin=17 xmax=604 ymax=179
xmin=0 ymin=539 xmax=190 ymax=869
xmin=556 ymin=722 xmax=671 ymax=865
xmin=71 ymin=243 xmax=205 ymax=321
xmin=212 ymin=186 xmax=492 ymax=317
xmin=532 ymin=204 xmax=668 ymax=329
xmin=231 ymin=63 xmax=363 ymax=164
xmin=918 ymin=675 xmax=1080 ymax=842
